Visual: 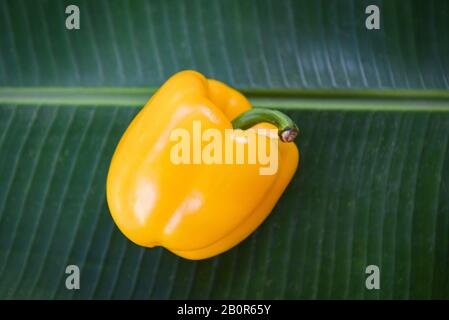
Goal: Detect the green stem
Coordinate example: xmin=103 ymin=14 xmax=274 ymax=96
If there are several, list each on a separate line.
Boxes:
xmin=231 ymin=108 xmax=299 ymax=142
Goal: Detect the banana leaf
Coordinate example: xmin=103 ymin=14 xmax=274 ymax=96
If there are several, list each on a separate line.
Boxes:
xmin=0 ymin=0 xmax=448 ymax=299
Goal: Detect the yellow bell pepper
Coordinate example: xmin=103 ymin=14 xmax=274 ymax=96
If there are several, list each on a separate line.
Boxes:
xmin=106 ymin=70 xmax=299 ymax=260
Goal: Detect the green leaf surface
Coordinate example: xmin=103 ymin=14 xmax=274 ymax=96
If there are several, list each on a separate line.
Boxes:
xmin=0 ymin=102 xmax=448 ymax=299
xmin=1 ymin=0 xmax=448 ymax=89
xmin=0 ymin=0 xmax=448 ymax=300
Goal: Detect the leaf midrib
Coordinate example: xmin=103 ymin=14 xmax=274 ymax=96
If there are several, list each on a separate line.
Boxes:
xmin=1 ymin=87 xmax=449 ymax=111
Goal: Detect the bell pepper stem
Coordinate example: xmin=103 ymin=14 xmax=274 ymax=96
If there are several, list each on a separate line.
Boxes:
xmin=231 ymin=108 xmax=299 ymax=142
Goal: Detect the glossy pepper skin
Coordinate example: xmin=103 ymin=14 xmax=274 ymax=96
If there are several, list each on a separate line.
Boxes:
xmin=106 ymin=71 xmax=299 ymax=260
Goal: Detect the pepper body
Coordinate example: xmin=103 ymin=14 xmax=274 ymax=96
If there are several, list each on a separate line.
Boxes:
xmin=106 ymin=71 xmax=299 ymax=260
